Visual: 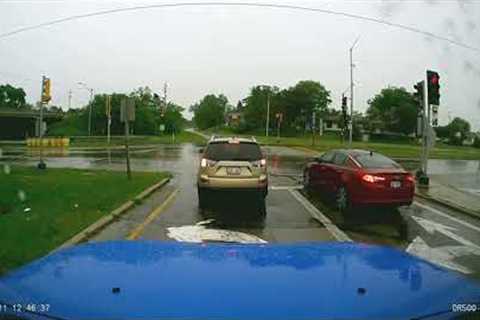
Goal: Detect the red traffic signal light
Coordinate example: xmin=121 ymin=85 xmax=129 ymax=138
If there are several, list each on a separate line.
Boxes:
xmin=427 ymin=70 xmax=440 ymax=105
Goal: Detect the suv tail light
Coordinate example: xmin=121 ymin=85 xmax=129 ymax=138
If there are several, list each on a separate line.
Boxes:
xmin=200 ymin=158 xmax=216 ymax=168
xmin=252 ymin=159 xmax=267 ymax=168
xmin=361 ymin=174 xmax=386 ymax=183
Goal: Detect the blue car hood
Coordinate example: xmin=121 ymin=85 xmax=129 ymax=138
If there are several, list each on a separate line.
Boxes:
xmin=0 ymin=241 xmax=479 ymax=320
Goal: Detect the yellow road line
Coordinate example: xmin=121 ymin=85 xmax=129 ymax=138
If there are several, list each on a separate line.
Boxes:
xmin=126 ymin=188 xmax=179 ymax=240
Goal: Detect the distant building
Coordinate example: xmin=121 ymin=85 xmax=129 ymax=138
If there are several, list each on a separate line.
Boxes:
xmin=225 ymin=111 xmax=243 ymax=127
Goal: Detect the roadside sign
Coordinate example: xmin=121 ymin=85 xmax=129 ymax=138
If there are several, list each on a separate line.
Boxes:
xmin=120 ymin=97 xmax=135 ymax=122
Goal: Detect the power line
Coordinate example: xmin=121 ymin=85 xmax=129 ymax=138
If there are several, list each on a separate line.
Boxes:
xmin=0 ymin=2 xmax=479 ymax=53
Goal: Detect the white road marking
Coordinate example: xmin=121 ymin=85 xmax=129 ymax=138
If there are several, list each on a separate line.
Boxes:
xmin=270 ymin=185 xmax=303 ymax=190
xmin=406 ymin=236 xmax=473 ymax=274
xmin=167 ymin=220 xmax=267 ymax=244
xmin=411 ymin=216 xmax=480 ymax=250
xmin=413 ymin=201 xmax=480 ymax=233
xmin=288 ymin=189 xmax=352 ymax=242
xmin=459 ymin=188 xmax=480 ymax=195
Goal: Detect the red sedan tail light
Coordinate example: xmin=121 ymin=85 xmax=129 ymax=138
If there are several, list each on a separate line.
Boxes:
xmin=406 ymin=174 xmax=415 ymax=183
xmin=361 ymin=174 xmax=386 ymax=183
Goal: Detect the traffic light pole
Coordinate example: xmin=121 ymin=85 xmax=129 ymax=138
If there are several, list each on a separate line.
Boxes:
xmin=419 ymin=73 xmax=430 ymax=186
xmin=37 ymin=76 xmax=47 ymax=170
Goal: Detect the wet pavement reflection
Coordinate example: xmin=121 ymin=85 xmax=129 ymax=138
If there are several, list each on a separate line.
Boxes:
xmin=2 ymin=143 xmax=480 ymax=279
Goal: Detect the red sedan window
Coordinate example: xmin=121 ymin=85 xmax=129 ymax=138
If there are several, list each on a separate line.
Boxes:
xmin=353 ymin=153 xmax=401 ymax=169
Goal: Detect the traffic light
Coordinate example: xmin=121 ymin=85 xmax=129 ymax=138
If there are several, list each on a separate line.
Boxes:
xmin=413 ymin=81 xmax=424 ymax=109
xmin=427 ymin=70 xmax=440 ymax=106
xmin=41 ymin=76 xmax=51 ymax=104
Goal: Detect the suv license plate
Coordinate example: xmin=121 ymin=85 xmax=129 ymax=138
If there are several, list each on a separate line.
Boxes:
xmin=391 ymin=181 xmax=401 ymax=188
xmin=227 ymin=167 xmax=241 ymax=175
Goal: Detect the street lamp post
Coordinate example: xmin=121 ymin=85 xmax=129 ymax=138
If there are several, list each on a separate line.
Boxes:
xmin=349 ymin=36 xmax=360 ymax=147
xmin=78 ymin=82 xmax=94 ymax=136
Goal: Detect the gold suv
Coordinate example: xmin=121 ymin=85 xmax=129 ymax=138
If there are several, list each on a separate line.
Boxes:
xmin=197 ymin=136 xmax=268 ymax=214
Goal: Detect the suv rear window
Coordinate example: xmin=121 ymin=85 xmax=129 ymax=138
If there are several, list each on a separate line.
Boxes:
xmin=353 ymin=153 xmax=400 ymax=169
xmin=205 ymin=142 xmax=262 ymax=161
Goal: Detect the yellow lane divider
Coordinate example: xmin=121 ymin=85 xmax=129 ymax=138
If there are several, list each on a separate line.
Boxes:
xmin=126 ymin=188 xmax=179 ymax=240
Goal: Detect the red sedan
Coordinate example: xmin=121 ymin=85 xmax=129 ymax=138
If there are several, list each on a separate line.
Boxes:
xmin=303 ymin=149 xmax=415 ymax=212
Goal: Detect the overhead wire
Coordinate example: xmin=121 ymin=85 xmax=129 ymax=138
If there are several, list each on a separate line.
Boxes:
xmin=0 ymin=2 xmax=478 ymax=52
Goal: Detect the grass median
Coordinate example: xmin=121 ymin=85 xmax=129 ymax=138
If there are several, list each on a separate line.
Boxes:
xmin=0 ymin=166 xmax=170 ymax=274
xmin=68 ymin=131 xmax=206 ymax=147
xmin=202 ymin=128 xmax=480 ymax=160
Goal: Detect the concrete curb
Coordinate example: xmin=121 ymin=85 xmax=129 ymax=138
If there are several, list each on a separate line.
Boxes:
xmin=415 ymin=191 xmax=480 ymax=220
xmin=55 ymin=177 xmax=170 ymax=251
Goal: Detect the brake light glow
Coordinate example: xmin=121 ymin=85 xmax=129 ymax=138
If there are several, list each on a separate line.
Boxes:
xmin=406 ymin=175 xmax=415 ymax=183
xmin=362 ymin=174 xmax=386 ymax=183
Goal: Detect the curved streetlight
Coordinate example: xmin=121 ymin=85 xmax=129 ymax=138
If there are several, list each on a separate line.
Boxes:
xmin=78 ymin=82 xmax=94 ymax=136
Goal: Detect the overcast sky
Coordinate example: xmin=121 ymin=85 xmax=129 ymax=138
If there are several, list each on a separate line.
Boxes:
xmin=1 ymin=0 xmax=479 ymax=129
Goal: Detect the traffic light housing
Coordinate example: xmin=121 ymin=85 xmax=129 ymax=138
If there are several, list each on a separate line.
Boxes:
xmin=413 ymin=81 xmax=424 ymax=109
xmin=427 ymin=70 xmax=440 ymax=106
xmin=41 ymin=77 xmax=51 ymax=103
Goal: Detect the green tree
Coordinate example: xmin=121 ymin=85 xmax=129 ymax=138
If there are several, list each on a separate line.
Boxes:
xmin=49 ymin=87 xmax=187 ymax=136
xmin=366 ymin=87 xmax=417 ymax=135
xmin=473 ymin=135 xmax=480 ymax=148
xmin=161 ymin=102 xmax=186 ymax=134
xmin=446 ymin=117 xmax=471 ymax=145
xmin=279 ymin=80 xmax=332 ymax=133
xmin=0 ymin=84 xmax=26 ymax=109
xmin=190 ymin=94 xmax=229 ymax=130
xmin=243 ymin=85 xmax=280 ymax=132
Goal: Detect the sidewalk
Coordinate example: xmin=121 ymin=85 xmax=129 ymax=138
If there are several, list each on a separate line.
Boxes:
xmin=415 ymin=179 xmax=480 ymax=219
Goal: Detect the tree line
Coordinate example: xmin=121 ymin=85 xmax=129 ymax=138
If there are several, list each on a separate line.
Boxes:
xmin=189 ymin=81 xmax=477 ymax=146
xmin=49 ymin=87 xmax=186 ymax=136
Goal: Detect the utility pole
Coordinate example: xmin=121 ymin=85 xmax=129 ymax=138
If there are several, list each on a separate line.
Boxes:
xmin=163 ymin=82 xmax=168 ymax=106
xmin=265 ymin=92 xmax=270 ymax=137
xmin=349 ymin=37 xmax=360 ymax=147
xmin=88 ymin=88 xmax=93 ymax=136
xmin=311 ymin=111 xmax=316 ymax=146
xmin=163 ymin=82 xmax=174 ymax=143
xmin=106 ymin=95 xmax=112 ymax=145
xmin=68 ymin=90 xmax=72 ymax=109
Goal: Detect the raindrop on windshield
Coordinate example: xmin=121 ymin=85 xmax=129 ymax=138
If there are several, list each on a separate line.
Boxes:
xmin=18 ymin=190 xmax=26 ymax=202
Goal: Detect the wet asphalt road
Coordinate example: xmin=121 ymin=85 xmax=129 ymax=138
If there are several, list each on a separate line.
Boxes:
xmin=2 ymin=144 xmax=480 ymax=279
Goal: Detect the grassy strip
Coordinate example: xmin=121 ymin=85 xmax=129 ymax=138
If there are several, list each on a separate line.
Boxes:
xmin=202 ymin=128 xmax=480 ymax=160
xmin=68 ymin=131 xmax=206 ymax=147
xmin=0 ymin=166 xmax=169 ymax=274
